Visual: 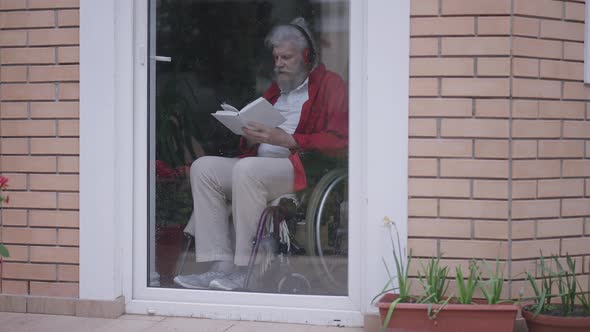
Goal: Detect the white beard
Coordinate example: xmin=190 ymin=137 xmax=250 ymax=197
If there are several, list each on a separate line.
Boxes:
xmin=275 ymin=66 xmax=309 ymax=93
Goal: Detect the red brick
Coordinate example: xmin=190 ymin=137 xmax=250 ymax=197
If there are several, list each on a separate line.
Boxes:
xmin=408 ymin=158 xmax=438 ymax=177
xmin=474 ymin=221 xmax=509 ymax=239
xmin=540 ymin=20 xmax=584 ymax=42
xmin=0 ymin=120 xmax=55 ymax=137
xmin=442 ymin=0 xmax=511 ymax=15
xmin=475 ymin=99 xmax=509 ymax=118
xmin=477 ymin=17 xmax=511 ymax=36
xmin=31 ymin=247 xmax=78 ymax=264
xmin=409 ymin=218 xmax=470 ymax=238
xmin=29 ymin=210 xmax=78 ymax=228
xmin=512 ymin=100 xmax=538 ymax=118
xmin=58 ymin=192 xmax=79 ymax=209
xmin=563 ymin=121 xmax=590 ymax=139
xmin=4 ymin=192 xmax=57 ymax=209
xmin=28 ymin=28 xmax=79 ymax=46
xmin=561 ymin=237 xmax=590 ymax=256
xmin=513 ymin=78 xmax=561 ymax=99
xmin=564 ymin=42 xmax=584 ymax=61
xmin=473 ymin=180 xmax=508 ymax=199
xmin=58 ymin=229 xmax=78 ymax=246
xmin=513 ymin=58 xmax=539 ymax=78
xmin=0 ymin=30 xmax=26 ymax=47
xmin=440 ymin=239 xmax=508 ymax=259
xmin=563 ymin=82 xmax=590 ymax=100
xmin=58 ymin=156 xmax=79 ymax=173
xmin=565 ymin=2 xmax=585 ymax=21
xmin=409 ymin=178 xmax=470 ymax=198
xmin=408 ymin=238 xmax=438 ymax=257
xmin=58 ymin=9 xmax=79 ymax=27
xmin=514 ymin=0 xmax=563 ymax=19
xmin=1 ymin=173 xmax=27 ymax=190
xmin=477 ymin=58 xmax=510 ymax=77
xmin=563 ymin=160 xmax=590 ymax=177
xmin=30 ymin=101 xmax=79 ymax=119
xmin=1 ymin=84 xmax=55 ymax=101
xmin=29 ymin=282 xmax=78 ymax=297
xmin=0 ymin=66 xmax=27 ymax=82
xmin=442 ymin=37 xmax=510 ymax=56
xmin=29 ymin=65 xmax=79 ymax=82
xmin=411 ymin=58 xmax=474 ymax=76
xmin=540 ymin=60 xmax=584 ymax=81
xmin=512 ymin=120 xmax=561 ymax=138
xmin=410 ymin=38 xmax=439 ymax=56
xmin=2 ymin=262 xmax=56 ymax=281
xmin=409 ymin=139 xmax=472 ymax=157
xmin=538 ymin=141 xmax=585 ymax=158
xmin=1 ymin=138 xmax=29 ymax=154
xmin=474 ymin=140 xmax=508 ymax=159
xmin=408 ymin=198 xmax=438 ymax=217
xmin=441 ymin=160 xmax=508 ymax=179
xmin=409 ymin=98 xmax=472 ymax=117
xmin=30 ymin=174 xmax=79 ymax=191
xmin=1 ymin=280 xmax=28 ymax=295
xmin=513 ymin=17 xmax=539 ymax=37
xmin=512 ymin=140 xmax=537 ymax=159
xmin=512 ymin=200 xmax=560 ymax=219
xmin=537 ymin=218 xmax=584 ymax=238
xmin=0 ymin=0 xmax=26 ymax=10
xmin=410 ymin=78 xmax=438 ymax=96
xmin=31 ymin=138 xmax=79 ymax=155
xmin=0 ymin=102 xmax=28 ymax=119
xmin=512 ymin=160 xmax=561 ymax=179
xmin=0 ymin=10 xmax=54 ymax=29
xmin=2 ymin=245 xmax=29 ymax=262
xmin=440 ymin=199 xmax=508 ymax=219
xmin=58 ymin=120 xmax=79 ymax=136
xmin=409 ymin=119 xmax=437 ymax=137
xmin=0 ymin=47 xmax=55 ymax=65
xmin=57 ymin=46 xmax=79 ymax=63
xmin=442 ymin=78 xmax=509 ymax=97
xmin=562 ymin=198 xmax=590 ymax=217
xmin=512 ymin=180 xmax=537 ymax=199
xmin=411 ymin=17 xmax=474 ymax=36
xmin=513 ymin=37 xmax=562 ymax=59
xmin=539 ymin=101 xmax=585 ymax=119
xmin=57 ymin=265 xmax=78 ymax=282
xmin=1 ymin=209 xmax=27 ymax=226
xmin=0 ymin=156 xmax=57 ymax=173
xmin=512 ymin=239 xmax=560 ymax=259
xmin=2 ymin=227 xmax=56 ymax=245
xmin=441 ymin=119 xmax=509 ymax=138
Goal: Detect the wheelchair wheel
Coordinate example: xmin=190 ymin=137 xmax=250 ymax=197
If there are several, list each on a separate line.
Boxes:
xmin=304 ymin=168 xmax=348 ymax=293
xmin=277 ymin=273 xmax=312 ymax=294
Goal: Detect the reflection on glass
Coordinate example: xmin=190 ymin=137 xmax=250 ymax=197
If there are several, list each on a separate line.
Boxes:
xmin=149 ymin=0 xmax=349 ymax=296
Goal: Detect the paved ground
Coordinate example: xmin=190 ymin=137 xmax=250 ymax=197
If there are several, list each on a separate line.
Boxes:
xmin=0 ymin=312 xmax=363 ymax=332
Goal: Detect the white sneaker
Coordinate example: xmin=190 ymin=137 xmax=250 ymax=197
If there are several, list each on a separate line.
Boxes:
xmin=173 ymin=271 xmax=227 ymax=289
xmin=209 ymin=270 xmax=248 ymax=291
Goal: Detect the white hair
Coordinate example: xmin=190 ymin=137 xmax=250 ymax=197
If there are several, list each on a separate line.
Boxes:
xmin=265 ymin=17 xmax=315 ymax=55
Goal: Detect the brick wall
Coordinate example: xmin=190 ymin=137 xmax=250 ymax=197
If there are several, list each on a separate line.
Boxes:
xmin=0 ymin=0 xmax=79 ymax=298
xmin=408 ymin=0 xmax=589 ymax=298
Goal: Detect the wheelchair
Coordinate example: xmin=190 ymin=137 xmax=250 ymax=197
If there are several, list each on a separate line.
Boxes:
xmin=176 ymin=167 xmax=348 ymax=295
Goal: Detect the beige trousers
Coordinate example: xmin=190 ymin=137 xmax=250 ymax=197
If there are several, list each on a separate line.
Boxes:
xmin=183 ymin=156 xmax=294 ymax=266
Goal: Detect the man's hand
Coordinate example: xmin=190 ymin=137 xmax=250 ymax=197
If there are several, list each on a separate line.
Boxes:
xmin=242 ymin=122 xmax=298 ymax=149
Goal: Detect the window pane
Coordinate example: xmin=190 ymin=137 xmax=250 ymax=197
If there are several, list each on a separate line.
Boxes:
xmin=149 ymin=0 xmax=349 ymax=296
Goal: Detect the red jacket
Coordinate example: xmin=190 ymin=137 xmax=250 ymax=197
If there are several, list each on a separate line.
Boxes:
xmin=240 ymin=64 xmax=349 ymax=191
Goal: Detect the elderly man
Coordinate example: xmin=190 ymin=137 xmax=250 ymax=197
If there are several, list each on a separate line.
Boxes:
xmin=174 ymin=18 xmax=348 ymax=291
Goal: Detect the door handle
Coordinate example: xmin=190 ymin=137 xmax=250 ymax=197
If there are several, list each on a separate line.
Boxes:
xmin=152 ymin=56 xmax=172 ymax=62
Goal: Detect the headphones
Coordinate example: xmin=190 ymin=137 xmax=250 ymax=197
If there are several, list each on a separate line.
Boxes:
xmin=288 ymin=23 xmax=316 ymax=65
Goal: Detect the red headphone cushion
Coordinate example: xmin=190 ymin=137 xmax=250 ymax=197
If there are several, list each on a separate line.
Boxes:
xmin=303 ymin=48 xmax=311 ymax=64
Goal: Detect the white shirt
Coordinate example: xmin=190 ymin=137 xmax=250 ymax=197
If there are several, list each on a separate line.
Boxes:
xmin=257 ymin=79 xmax=309 ymax=158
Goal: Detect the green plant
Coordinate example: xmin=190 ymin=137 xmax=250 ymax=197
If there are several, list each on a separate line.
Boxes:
xmin=480 ymin=258 xmax=508 ymax=305
xmin=418 ymin=256 xmax=450 ymax=304
xmin=455 ymin=260 xmax=480 ymax=304
xmin=525 ymin=253 xmax=590 ymax=317
xmin=0 ymin=175 xmax=10 ymax=260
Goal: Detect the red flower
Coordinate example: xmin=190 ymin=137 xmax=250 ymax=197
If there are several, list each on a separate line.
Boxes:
xmin=5 ymin=196 xmax=9 ymax=204
xmin=155 ymin=160 xmax=176 ymax=179
xmin=0 ymin=176 xmax=9 ymax=189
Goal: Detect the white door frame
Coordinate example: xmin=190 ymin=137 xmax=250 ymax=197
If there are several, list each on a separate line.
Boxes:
xmin=79 ymin=0 xmax=409 ymax=326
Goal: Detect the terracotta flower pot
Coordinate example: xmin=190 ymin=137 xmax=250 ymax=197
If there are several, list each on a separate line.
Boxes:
xmin=522 ymin=306 xmax=590 ymax=332
xmin=377 ymin=293 xmax=518 ymax=332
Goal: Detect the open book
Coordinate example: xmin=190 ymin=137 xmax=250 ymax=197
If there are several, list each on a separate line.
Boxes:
xmin=212 ymin=97 xmax=286 ymax=135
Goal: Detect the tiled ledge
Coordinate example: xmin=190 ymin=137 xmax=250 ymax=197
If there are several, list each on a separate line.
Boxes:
xmin=0 ymin=294 xmax=125 ymax=319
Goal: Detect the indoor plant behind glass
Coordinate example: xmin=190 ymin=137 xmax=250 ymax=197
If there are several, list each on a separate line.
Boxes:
xmin=522 ymin=254 xmax=590 ymax=332
xmin=375 ymin=217 xmax=518 ymax=332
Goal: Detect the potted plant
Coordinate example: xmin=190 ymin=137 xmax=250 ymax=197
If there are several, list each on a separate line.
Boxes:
xmin=374 ymin=217 xmax=518 ymax=332
xmin=522 ymin=254 xmax=590 ymax=332
xmin=0 ymin=175 xmax=10 ymax=261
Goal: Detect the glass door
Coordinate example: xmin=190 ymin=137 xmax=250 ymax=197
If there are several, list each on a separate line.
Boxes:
xmin=146 ymin=0 xmax=351 ymax=297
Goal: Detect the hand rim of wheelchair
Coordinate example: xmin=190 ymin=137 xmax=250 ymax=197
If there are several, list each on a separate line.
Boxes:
xmin=304 ymin=168 xmax=348 ymax=293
